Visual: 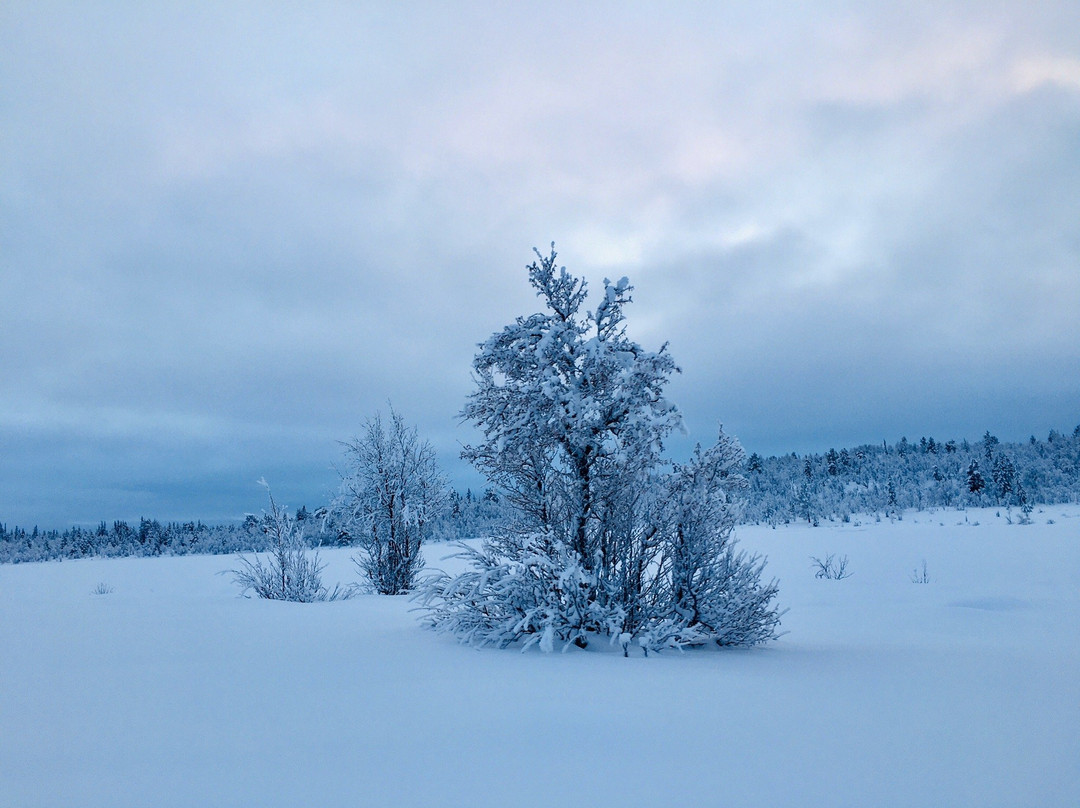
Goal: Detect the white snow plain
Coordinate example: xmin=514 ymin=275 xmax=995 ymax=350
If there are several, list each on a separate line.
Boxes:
xmin=2 ymin=507 xmax=1078 ymax=808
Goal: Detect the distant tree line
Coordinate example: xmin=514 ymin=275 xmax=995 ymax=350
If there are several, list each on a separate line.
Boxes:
xmin=430 ymin=487 xmax=514 ymax=543
xmin=0 ymin=511 xmax=324 ymax=565
xmin=742 ymin=426 xmax=1080 ymax=526
xmin=0 ymin=485 xmax=512 ymax=564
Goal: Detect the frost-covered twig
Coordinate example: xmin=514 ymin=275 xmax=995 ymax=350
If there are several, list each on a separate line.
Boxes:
xmin=910 ymin=559 xmax=931 ymax=584
xmin=811 ymin=553 xmax=852 ymax=580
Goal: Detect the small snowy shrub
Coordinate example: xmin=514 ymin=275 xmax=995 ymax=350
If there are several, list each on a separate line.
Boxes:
xmin=231 ymin=482 xmax=352 ymax=602
xmin=910 ymin=559 xmax=931 ymax=584
xmin=811 ymin=553 xmax=852 ymax=580
xmin=91 ymin=582 xmax=114 ymax=595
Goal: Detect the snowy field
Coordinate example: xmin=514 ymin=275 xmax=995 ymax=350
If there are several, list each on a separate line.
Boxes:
xmin=2 ymin=507 xmax=1078 ymax=808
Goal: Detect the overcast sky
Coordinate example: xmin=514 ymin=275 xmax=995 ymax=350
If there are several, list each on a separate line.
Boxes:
xmin=3 ymin=2 xmax=1078 ymax=527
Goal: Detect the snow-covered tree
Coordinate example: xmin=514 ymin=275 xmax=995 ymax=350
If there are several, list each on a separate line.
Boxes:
xmin=418 ymin=246 xmax=782 ymax=653
xmin=967 ymin=460 xmax=986 ymax=495
xmin=991 ymin=452 xmax=1017 ymax=504
xmin=332 ymin=407 xmax=449 ymax=595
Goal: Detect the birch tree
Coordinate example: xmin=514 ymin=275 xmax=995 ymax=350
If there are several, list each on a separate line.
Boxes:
xmin=334 ymin=408 xmax=448 ymax=595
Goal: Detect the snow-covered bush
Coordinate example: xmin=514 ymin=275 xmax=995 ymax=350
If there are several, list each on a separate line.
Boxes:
xmin=330 ymin=408 xmax=449 ymax=595
xmin=417 ymin=246 xmax=782 ymax=653
xmin=231 ymin=482 xmax=351 ymax=602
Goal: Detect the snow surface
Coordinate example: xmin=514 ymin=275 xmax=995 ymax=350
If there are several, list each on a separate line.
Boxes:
xmin=2 ymin=507 xmax=1078 ymax=807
